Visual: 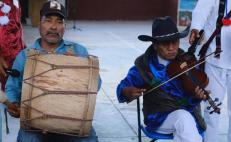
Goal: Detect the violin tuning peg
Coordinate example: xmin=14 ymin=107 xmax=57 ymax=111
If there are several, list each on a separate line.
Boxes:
xmin=209 ymin=110 xmax=214 ymax=114
xmin=217 ymin=102 xmax=222 ymax=106
xmin=207 ymin=106 xmax=211 ymax=110
xmin=214 ymin=98 xmax=219 ymax=102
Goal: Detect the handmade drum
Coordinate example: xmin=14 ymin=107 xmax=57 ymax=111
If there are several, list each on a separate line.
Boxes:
xmin=20 ymin=50 xmax=99 ymax=136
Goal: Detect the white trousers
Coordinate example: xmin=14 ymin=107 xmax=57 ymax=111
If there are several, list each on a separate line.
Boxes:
xmin=155 ymin=109 xmax=202 ymax=142
xmin=204 ymin=63 xmax=231 ymax=142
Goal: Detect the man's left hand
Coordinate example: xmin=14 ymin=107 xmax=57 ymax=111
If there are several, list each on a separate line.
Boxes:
xmin=7 ymin=102 xmax=20 ymax=118
xmin=194 ymin=86 xmax=208 ymax=100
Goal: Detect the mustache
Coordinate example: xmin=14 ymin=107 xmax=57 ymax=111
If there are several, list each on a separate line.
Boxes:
xmin=46 ymin=31 xmax=61 ymax=36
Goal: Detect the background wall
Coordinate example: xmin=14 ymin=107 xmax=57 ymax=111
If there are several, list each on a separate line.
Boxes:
xmin=66 ymin=0 xmax=178 ymax=22
xmin=20 ymin=0 xmax=179 ymax=25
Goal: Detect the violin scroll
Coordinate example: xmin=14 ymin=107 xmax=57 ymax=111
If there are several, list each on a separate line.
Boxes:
xmin=206 ymin=94 xmax=222 ymax=114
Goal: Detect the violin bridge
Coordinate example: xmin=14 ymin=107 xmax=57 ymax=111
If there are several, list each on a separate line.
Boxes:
xmin=180 ymin=62 xmax=188 ymax=69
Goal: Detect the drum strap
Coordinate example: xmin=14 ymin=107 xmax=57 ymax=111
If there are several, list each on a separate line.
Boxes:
xmin=215 ymin=0 xmax=226 ymax=58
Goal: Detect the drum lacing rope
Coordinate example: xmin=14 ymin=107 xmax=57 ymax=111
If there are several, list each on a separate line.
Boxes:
xmin=22 ymin=54 xmax=99 ymax=133
xmin=22 ymin=57 xmax=98 ymax=107
xmin=21 ymin=88 xmax=97 ymax=103
xmin=20 ymin=103 xmax=93 ymax=122
xmin=24 ymin=58 xmax=99 ymax=81
xmin=22 ymin=123 xmax=86 ymax=137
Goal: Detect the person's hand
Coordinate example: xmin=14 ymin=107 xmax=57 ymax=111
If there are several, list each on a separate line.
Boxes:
xmin=0 ymin=57 xmax=8 ymax=77
xmin=189 ymin=29 xmax=201 ymax=45
xmin=7 ymin=102 xmax=20 ymax=118
xmin=122 ymin=87 xmax=146 ymax=101
xmin=194 ymin=86 xmax=208 ymax=100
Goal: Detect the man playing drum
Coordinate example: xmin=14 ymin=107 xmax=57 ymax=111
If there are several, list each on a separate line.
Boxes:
xmin=5 ymin=1 xmax=100 ymax=142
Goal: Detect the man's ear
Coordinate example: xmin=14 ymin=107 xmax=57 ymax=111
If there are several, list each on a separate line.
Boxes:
xmin=64 ymin=22 xmax=66 ymax=29
xmin=153 ymin=43 xmax=157 ymax=50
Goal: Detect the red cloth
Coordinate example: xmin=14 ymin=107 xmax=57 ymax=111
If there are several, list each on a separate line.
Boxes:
xmin=0 ymin=0 xmax=25 ymax=66
xmin=222 ymin=19 xmax=231 ymax=26
xmin=0 ymin=0 xmax=25 ymax=90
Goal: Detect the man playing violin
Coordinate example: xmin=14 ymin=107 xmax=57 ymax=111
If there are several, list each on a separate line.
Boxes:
xmin=117 ymin=16 xmax=207 ymax=142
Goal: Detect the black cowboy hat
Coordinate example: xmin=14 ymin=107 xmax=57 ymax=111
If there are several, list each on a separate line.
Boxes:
xmin=138 ymin=16 xmax=189 ymax=42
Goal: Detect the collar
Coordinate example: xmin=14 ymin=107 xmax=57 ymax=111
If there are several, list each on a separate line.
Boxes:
xmin=32 ymin=38 xmax=67 ymax=52
xmin=157 ymin=55 xmax=169 ymax=66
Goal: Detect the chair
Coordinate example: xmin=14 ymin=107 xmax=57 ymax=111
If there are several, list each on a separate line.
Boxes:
xmin=136 ymin=97 xmax=173 ymax=142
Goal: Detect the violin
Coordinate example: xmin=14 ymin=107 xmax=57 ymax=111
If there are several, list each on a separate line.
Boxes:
xmin=166 ymin=30 xmax=221 ymax=114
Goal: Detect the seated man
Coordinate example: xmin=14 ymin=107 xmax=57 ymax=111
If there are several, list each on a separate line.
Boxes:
xmin=117 ymin=16 xmax=206 ymax=142
xmin=5 ymin=1 xmax=100 ymax=142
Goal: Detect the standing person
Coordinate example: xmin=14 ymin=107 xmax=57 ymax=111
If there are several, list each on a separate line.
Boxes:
xmin=5 ymin=1 xmax=100 ymax=142
xmin=117 ymin=16 xmax=206 ymax=142
xmin=189 ymin=0 xmax=231 ymax=142
xmin=0 ymin=0 xmax=25 ymax=91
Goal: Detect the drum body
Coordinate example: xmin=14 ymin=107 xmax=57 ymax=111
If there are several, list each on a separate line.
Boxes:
xmin=20 ymin=50 xmax=99 ymax=137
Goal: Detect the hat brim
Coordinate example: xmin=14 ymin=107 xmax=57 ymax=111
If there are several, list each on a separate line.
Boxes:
xmin=138 ymin=25 xmax=190 ymax=42
xmin=43 ymin=10 xmax=66 ymax=19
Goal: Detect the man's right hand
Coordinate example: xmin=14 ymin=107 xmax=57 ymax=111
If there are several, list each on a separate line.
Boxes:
xmin=0 ymin=57 xmax=8 ymax=77
xmin=7 ymin=102 xmax=20 ymax=118
xmin=122 ymin=87 xmax=146 ymax=100
xmin=189 ymin=29 xmax=200 ymax=45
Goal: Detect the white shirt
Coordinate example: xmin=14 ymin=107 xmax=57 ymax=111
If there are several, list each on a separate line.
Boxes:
xmin=191 ymin=0 xmax=231 ymax=69
xmin=157 ymin=55 xmax=169 ymax=66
